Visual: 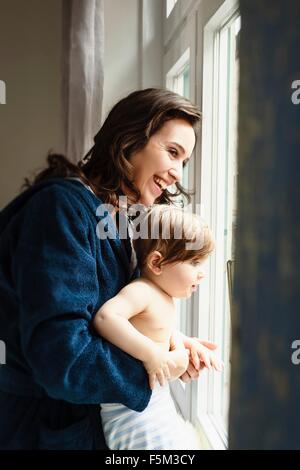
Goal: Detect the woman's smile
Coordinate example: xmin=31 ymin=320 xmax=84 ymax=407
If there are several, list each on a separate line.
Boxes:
xmin=128 ymin=118 xmax=196 ymax=206
xmin=152 ymin=176 xmax=164 ymax=196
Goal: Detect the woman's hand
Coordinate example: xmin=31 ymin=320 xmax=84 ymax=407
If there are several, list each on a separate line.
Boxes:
xmin=180 ymin=338 xmax=223 ymax=383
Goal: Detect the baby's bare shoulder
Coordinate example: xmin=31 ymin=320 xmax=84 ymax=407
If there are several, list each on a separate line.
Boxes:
xmin=128 ymin=278 xmax=157 ymax=296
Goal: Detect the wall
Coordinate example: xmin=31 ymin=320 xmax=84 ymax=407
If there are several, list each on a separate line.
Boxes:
xmin=102 ymin=0 xmax=163 ymax=120
xmin=102 ymin=0 xmax=140 ymax=119
xmin=0 ymin=0 xmax=64 ymax=208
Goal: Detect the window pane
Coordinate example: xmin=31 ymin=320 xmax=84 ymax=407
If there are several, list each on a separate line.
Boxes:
xmin=166 ymin=0 xmax=178 ymax=18
xmin=197 ymin=13 xmax=240 ymax=445
xmin=221 ymin=14 xmax=240 ymax=426
xmin=183 ymin=66 xmax=190 ymax=99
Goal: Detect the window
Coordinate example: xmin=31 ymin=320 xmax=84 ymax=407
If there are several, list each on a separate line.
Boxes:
xmin=164 ymin=10 xmax=197 ymax=419
xmin=163 ymin=0 xmax=240 ymax=448
xmin=195 ymin=1 xmax=240 ymax=449
xmin=166 ymin=48 xmax=191 ymax=199
xmin=166 ymin=0 xmax=178 ymax=18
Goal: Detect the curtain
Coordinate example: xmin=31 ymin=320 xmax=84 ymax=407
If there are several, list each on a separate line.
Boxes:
xmin=62 ymin=0 xmax=104 ymax=162
xmin=229 ymin=0 xmax=300 ymax=449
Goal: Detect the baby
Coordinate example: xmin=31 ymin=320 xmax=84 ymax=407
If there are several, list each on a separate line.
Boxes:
xmin=93 ymin=204 xmax=222 ymax=450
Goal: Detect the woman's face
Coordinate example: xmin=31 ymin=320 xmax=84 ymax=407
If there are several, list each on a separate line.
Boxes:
xmin=126 ymin=118 xmax=196 ymax=206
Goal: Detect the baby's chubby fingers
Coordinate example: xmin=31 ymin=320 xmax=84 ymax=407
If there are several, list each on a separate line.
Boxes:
xmin=149 ymin=373 xmax=156 ymax=390
xmin=212 ymin=356 xmax=224 ymax=371
xmin=200 ymin=352 xmax=212 ymax=370
xmin=195 ymin=339 xmax=218 ymax=350
xmin=156 ymin=369 xmax=166 ymax=387
xmin=190 ymin=348 xmax=200 ymax=370
xmin=162 ymin=364 xmax=171 ymax=380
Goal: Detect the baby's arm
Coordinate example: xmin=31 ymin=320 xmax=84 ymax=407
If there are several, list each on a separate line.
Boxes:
xmin=93 ymin=281 xmax=176 ymax=389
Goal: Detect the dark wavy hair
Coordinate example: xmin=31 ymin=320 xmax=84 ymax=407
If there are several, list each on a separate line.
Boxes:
xmin=23 ymin=88 xmax=201 ymax=206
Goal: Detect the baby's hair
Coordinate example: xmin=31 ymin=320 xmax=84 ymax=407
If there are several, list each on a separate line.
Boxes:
xmin=132 ymin=204 xmax=214 ymax=270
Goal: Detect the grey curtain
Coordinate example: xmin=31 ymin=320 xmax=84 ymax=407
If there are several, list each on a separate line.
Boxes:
xmin=62 ymin=0 xmax=104 ymax=162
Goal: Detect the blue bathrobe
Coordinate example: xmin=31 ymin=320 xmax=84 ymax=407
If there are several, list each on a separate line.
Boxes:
xmin=0 ymin=178 xmax=151 ymax=449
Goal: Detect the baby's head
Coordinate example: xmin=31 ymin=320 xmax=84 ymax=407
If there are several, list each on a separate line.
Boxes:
xmin=133 ymin=204 xmax=214 ymax=298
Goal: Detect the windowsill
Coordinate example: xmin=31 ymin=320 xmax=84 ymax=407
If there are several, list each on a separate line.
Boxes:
xmin=196 ymin=413 xmax=228 ymax=450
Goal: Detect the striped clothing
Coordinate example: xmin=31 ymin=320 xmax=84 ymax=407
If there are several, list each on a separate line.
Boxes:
xmin=100 ymin=385 xmax=198 ymax=450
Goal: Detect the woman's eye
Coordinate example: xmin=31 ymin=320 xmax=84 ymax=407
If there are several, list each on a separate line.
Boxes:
xmin=168 ymin=148 xmax=178 ymax=157
xmin=191 ymin=260 xmax=200 ymax=266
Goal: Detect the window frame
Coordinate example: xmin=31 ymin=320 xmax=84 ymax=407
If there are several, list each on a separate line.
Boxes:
xmin=163 ymin=0 xmax=240 ymax=449
xmin=191 ymin=0 xmax=240 ymax=450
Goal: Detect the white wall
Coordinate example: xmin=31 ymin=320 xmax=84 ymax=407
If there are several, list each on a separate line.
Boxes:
xmin=0 ymin=0 xmax=64 ymax=208
xmin=102 ymin=0 xmax=163 ymax=120
xmin=140 ymin=0 xmax=164 ymax=89
xmin=102 ymin=0 xmax=140 ymax=119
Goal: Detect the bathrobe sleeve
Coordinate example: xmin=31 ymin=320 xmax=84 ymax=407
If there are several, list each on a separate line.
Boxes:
xmin=11 ymin=185 xmax=150 ymax=410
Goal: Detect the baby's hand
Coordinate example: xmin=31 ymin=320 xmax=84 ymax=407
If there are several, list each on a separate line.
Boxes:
xmin=187 ymin=337 xmax=224 ymax=372
xmin=167 ymin=348 xmax=190 ymax=379
xmin=143 ymin=351 xmax=177 ymax=390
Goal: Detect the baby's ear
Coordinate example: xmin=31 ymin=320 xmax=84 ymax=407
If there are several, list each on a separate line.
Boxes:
xmin=147 ymin=250 xmax=163 ymax=275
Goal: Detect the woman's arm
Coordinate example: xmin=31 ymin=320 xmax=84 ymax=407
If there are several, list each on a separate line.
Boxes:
xmin=13 ymin=184 xmax=150 ymax=410
xmin=93 ymin=282 xmax=176 ymax=389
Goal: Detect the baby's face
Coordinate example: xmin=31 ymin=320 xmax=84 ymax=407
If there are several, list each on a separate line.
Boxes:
xmin=159 ymin=259 xmax=205 ymax=298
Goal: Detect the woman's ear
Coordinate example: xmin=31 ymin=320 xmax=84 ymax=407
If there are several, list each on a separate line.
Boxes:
xmin=147 ymin=251 xmax=163 ymax=275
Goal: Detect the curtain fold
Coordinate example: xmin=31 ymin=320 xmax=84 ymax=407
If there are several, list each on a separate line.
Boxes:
xmin=62 ymin=0 xmax=104 ymax=162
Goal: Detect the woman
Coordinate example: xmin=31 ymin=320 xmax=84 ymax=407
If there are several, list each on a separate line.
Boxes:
xmin=0 ymin=88 xmax=215 ymax=449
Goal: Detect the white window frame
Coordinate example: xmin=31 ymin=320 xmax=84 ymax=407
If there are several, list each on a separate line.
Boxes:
xmin=164 ymin=0 xmax=196 ymax=44
xmin=192 ymin=0 xmax=240 ymax=450
xmin=166 ymin=48 xmax=190 ymax=98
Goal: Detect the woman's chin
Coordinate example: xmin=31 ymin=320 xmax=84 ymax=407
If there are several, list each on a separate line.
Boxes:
xmin=138 ymin=194 xmax=156 ymax=207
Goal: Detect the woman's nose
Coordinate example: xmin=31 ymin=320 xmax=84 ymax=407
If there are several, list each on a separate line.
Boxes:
xmin=168 ymin=162 xmax=183 ymax=183
xmin=198 ymin=271 xmax=204 ymax=281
